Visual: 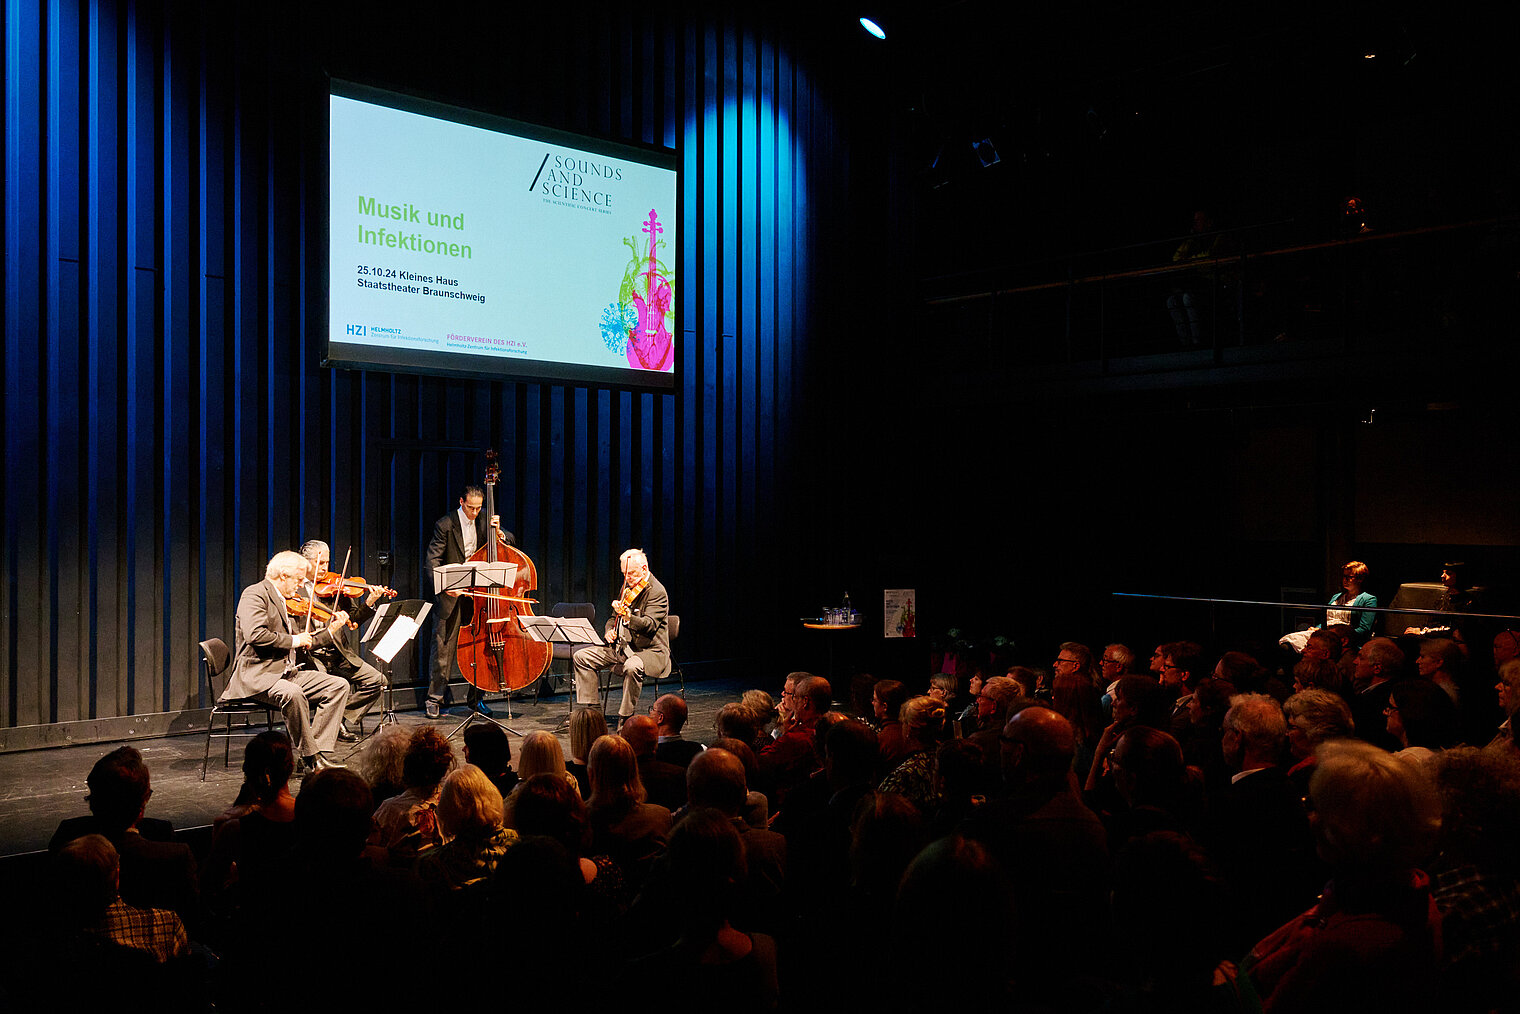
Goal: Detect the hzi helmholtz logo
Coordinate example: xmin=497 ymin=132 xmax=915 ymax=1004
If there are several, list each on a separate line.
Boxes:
xmin=346 ymin=324 xmax=367 ymax=337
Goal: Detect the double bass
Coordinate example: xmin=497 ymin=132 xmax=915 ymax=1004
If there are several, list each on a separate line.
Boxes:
xmin=454 ymin=451 xmax=553 ymax=693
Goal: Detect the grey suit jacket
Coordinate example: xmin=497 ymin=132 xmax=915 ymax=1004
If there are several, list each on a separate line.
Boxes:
xmin=225 ymin=579 xmax=302 ymax=699
xmin=605 ymin=574 xmax=670 ymax=680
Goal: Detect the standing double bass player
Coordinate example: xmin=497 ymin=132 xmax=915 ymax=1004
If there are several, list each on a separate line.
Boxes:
xmin=425 ymin=485 xmax=510 ymax=719
xmin=573 ymin=549 xmax=669 ymax=726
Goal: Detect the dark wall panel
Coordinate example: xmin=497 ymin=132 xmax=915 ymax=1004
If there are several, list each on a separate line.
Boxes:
xmin=3 ymin=0 xmax=831 ymax=732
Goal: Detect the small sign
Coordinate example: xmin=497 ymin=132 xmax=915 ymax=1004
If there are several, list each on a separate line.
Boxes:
xmin=884 ymin=589 xmax=916 ymax=638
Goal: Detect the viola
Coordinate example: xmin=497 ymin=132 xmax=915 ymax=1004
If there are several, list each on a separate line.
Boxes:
xmin=453 ymin=450 xmax=552 ymax=693
xmin=313 ymin=571 xmax=397 ymax=600
xmin=284 ymin=595 xmax=356 ymax=630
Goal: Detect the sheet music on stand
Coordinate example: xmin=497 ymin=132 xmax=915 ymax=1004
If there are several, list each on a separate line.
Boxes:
xmin=432 ymin=561 xmax=517 ymax=594
xmin=364 ymin=599 xmax=433 ymax=664
xmin=518 ymin=615 xmax=603 ymax=646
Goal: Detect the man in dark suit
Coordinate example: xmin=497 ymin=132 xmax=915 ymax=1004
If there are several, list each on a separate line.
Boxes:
xmin=49 ymin=746 xmax=200 ymax=933
xmin=223 ymin=550 xmax=352 ymax=768
xmin=425 ymin=485 xmax=513 ymax=719
xmin=651 ymin=693 xmax=704 ymax=767
xmin=620 ymin=714 xmax=688 ymax=811
xmin=572 ymin=548 xmax=668 ymax=722
xmin=299 ymin=540 xmax=387 ymax=740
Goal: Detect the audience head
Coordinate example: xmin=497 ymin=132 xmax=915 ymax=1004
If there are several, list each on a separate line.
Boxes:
xmin=1434 ymin=746 xmax=1520 ymax=866
xmin=517 ymin=730 xmax=569 ymax=780
xmin=1222 ymin=693 xmax=1287 ymax=771
xmin=588 ymin=733 xmax=645 ymax=809
xmin=900 ymin=695 xmax=947 ymax=746
xmin=1283 ymin=689 xmax=1355 ymax=761
xmin=1188 ymin=678 xmax=1236 ymax=728
xmin=462 ymin=722 xmax=512 ymax=781
xmin=1302 ymin=628 xmax=1344 ymax=663
xmin=711 ymin=736 xmax=762 ymax=787
xmin=1386 ymin=677 xmax=1459 ymax=750
xmin=1415 ymin=637 xmax=1462 ymax=678
xmin=508 ymin=772 xmax=588 ymax=853
xmin=1159 ymin=641 xmax=1205 ymax=690
xmin=779 ymin=671 xmax=812 ymax=721
xmin=1114 ymin=674 xmax=1174 ymax=730
xmin=712 ymin=702 xmax=757 ymax=743
xmin=794 ymin=675 xmax=831 ymax=726
xmin=741 ymin=689 xmax=776 ymax=728
xmin=1355 ymin=637 xmax=1406 ymax=685
xmin=1496 ymin=658 xmax=1520 ymax=718
xmin=895 ymin=835 xmax=1018 ymax=998
xmin=976 ymin=675 xmax=1024 ymax=728
xmin=873 ymin=679 xmax=909 ymax=724
xmin=569 ymin=707 xmax=609 ymax=764
xmin=686 ymin=747 xmax=748 ymax=815
xmin=934 ymin=737 xmax=989 ymax=801
xmin=402 ymin=726 xmax=457 ymax=793
xmin=55 ymin=834 xmax=120 ymax=923
xmin=235 ymin=730 xmax=295 ymax=807
xmin=1213 ymin=651 xmax=1263 ymax=690
xmin=822 ymin=719 xmax=879 ymax=789
xmin=437 ymin=764 xmax=505 ymax=839
xmin=1100 ymin=643 xmax=1135 ymax=682
xmin=928 ymin=672 xmax=957 ymax=702
xmin=1111 ymin=726 xmax=1186 ymax=809
xmin=295 ymin=768 xmax=375 ymax=858
xmin=1001 ymin=706 xmax=1076 ymax=785
xmin=1308 ymin=740 xmax=1440 ymax=875
xmin=667 ymin=808 xmax=747 ymax=932
xmin=1292 ymin=657 xmax=1346 ymax=696
xmin=1051 ymin=669 xmax=1104 ymax=741
xmin=85 ymin=746 xmax=152 ymax=832
xmin=849 ymin=792 xmax=925 ymax=899
xmin=356 ymin=723 xmax=410 ymax=796
xmin=1492 ymin=629 xmax=1520 ymax=668
xmin=850 ymin=672 xmax=881 ymax=718
xmin=617 ymin=715 xmax=659 ymax=758
xmin=650 ymin=693 xmax=687 ymax=734
xmin=1006 ymin=666 xmax=1041 ymax=698
xmin=1053 ymin=641 xmax=1099 ymax=688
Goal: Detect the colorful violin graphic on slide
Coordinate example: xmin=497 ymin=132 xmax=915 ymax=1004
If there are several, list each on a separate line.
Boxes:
xmin=617 ymin=209 xmax=673 ymax=371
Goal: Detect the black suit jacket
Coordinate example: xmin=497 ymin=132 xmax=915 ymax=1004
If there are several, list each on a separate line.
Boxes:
xmin=426 ymin=508 xmax=515 ymax=622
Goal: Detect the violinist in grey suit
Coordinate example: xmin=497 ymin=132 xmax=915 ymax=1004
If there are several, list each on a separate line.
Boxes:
xmin=573 ymin=548 xmax=669 ymax=721
xmin=424 ymin=484 xmax=514 ymax=718
xmin=223 ymin=550 xmax=351 ymax=769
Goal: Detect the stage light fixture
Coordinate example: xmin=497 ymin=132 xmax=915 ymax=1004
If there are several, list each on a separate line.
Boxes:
xmin=973 ymin=138 xmax=1001 ymax=167
xmin=859 ymin=16 xmax=886 ymax=39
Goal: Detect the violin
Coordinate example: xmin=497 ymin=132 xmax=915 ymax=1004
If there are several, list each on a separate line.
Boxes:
xmin=284 ymin=595 xmax=356 ymax=630
xmin=313 ymin=570 xmax=397 ymax=600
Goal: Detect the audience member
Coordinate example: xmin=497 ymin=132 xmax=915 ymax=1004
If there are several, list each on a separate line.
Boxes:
xmin=759 ymin=674 xmax=830 ymax=808
xmin=49 ymin=746 xmax=199 ymax=932
xmin=462 ymin=721 xmax=518 ymax=801
xmin=1353 ymin=637 xmax=1410 ymax=750
xmin=353 ymin=722 xmax=409 ymax=804
xmin=651 ymin=693 xmax=704 ymax=767
xmin=872 ymin=678 xmax=912 ymax=769
xmin=619 ymin=714 xmax=687 ymax=811
xmin=1241 ymin=740 xmax=1442 ymax=1011
xmin=1282 ymin=687 xmax=1356 ymax=794
xmin=587 ymin=732 xmax=671 ymax=882
xmin=371 ymin=725 xmax=456 ymax=861
xmin=877 ymin=694 xmax=947 ymax=812
xmin=418 ymin=764 xmax=517 ymax=895
xmin=1386 ymin=677 xmax=1460 ymax=770
xmin=568 ymin=705 xmax=609 ymax=798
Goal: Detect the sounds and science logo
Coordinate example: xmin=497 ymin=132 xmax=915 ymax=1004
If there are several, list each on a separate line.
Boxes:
xmin=529 ymin=150 xmax=624 ymax=210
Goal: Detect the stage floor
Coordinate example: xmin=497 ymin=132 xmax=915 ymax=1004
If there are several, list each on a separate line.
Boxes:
xmin=0 ymin=675 xmax=751 ymax=858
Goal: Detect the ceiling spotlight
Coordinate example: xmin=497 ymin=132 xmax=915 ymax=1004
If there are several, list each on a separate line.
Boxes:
xmin=859 ymin=16 xmax=886 ymax=39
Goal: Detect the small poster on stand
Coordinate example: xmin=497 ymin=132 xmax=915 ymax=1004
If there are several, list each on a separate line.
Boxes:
xmin=884 ymin=589 xmax=916 ymax=638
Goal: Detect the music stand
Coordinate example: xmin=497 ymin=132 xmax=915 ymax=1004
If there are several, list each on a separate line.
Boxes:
xmin=519 ymin=616 xmax=605 ymax=731
xmin=434 ymin=561 xmax=526 ymax=740
xmin=358 ymin=598 xmax=432 ymax=736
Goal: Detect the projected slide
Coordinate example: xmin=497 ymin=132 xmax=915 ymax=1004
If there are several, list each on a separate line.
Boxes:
xmin=327 ymin=83 xmax=677 ymax=389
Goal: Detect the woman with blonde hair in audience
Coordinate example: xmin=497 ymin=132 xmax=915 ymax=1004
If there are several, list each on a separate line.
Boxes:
xmin=1486 ymin=658 xmax=1520 ymax=757
xmin=567 ymin=707 xmax=607 ymax=798
xmin=1414 ymin=636 xmax=1463 ymax=707
xmin=419 ymin=764 xmax=518 ymax=892
xmin=878 ymin=695 xmax=946 ymax=812
xmin=586 ymin=733 xmax=671 ymax=880
xmin=505 ymin=729 xmax=579 ymax=823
